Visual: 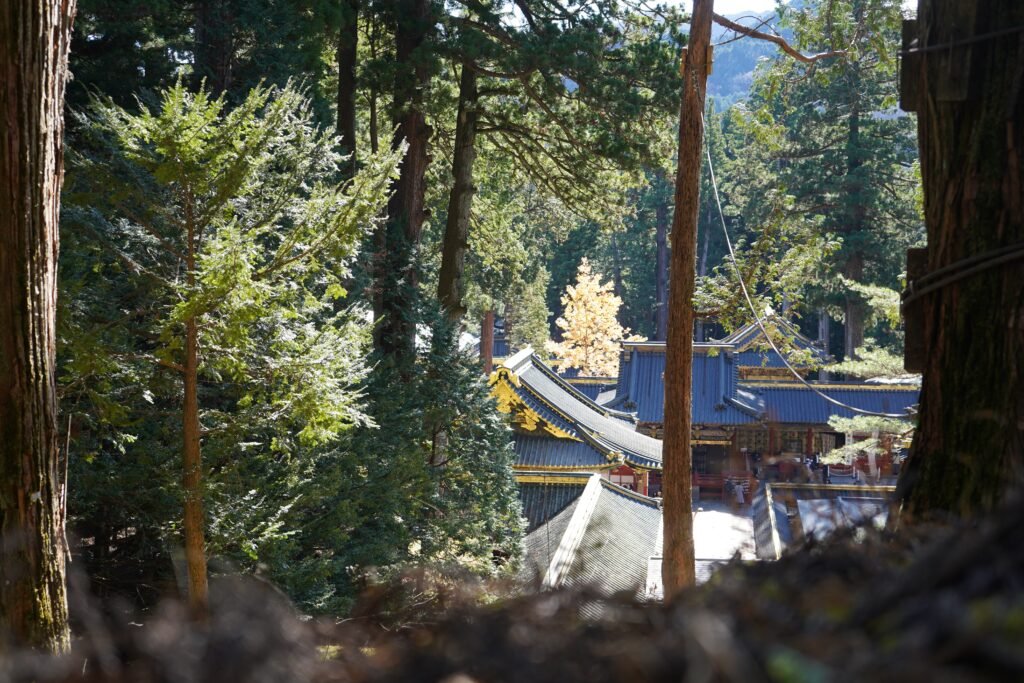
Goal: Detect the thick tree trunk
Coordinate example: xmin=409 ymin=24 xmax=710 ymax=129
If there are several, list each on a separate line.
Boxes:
xmin=843 ymin=247 xmax=865 ymax=360
xmin=899 ymin=0 xmax=1024 ymax=516
xmin=193 ymin=0 xmax=234 ymax=94
xmin=662 ymin=0 xmax=713 ymax=597
xmin=655 ymin=174 xmax=669 ymax=341
xmin=376 ymin=0 xmax=432 ymax=362
xmin=0 ymin=0 xmax=75 ymax=652
xmin=336 ymin=0 xmax=358 ymax=180
xmin=437 ymin=65 xmax=478 ymax=321
xmin=481 ymin=309 xmax=495 ymax=374
xmin=842 ymin=53 xmax=866 ymax=359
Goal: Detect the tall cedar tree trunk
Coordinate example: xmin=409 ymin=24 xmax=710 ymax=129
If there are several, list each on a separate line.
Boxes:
xmin=655 ymin=172 xmax=669 ymax=341
xmin=662 ymin=0 xmax=713 ymax=596
xmin=900 ymin=0 xmax=1024 ymax=516
xmin=193 ymin=0 xmax=234 ymax=93
xmin=0 ymin=0 xmax=75 ymax=652
xmin=481 ymin=310 xmax=495 ymax=374
xmin=842 ymin=81 xmax=866 ymax=359
xmin=437 ymin=65 xmax=478 ymax=321
xmin=336 ymin=0 xmax=358 ymax=180
xmin=182 ymin=196 xmax=209 ymax=615
xmin=376 ymin=0 xmax=431 ymax=361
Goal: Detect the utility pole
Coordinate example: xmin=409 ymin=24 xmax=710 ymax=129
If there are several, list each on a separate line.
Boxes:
xmin=662 ymin=0 xmax=714 ymax=597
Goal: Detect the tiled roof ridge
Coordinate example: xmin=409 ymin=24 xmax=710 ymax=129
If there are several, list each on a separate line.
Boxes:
xmin=541 ymin=474 xmax=603 ymax=588
xmin=598 ymin=476 xmax=662 ymax=508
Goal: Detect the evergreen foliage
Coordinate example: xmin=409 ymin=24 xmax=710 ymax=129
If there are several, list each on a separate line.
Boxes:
xmin=59 ymin=80 xmax=404 ymax=604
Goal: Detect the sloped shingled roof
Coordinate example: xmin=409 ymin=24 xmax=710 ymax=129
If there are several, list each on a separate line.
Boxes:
xmin=611 ymin=321 xmax=919 ymax=427
xmin=494 ymin=350 xmax=662 ymax=469
xmin=521 ymin=475 xmax=662 ymax=603
xmin=512 ymin=433 xmax=613 ymax=471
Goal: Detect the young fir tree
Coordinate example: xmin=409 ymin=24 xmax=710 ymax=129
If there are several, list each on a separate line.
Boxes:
xmin=62 ymin=82 xmax=401 ymax=614
xmin=546 ymin=258 xmax=641 ymax=377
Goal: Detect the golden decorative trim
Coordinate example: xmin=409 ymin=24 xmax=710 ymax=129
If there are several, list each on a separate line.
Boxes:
xmin=565 ymin=377 xmax=618 ymax=386
xmin=515 ymin=466 xmax=614 ymax=478
xmin=491 ymin=376 xmax=580 ymax=441
xmin=742 ymin=381 xmax=919 ymax=392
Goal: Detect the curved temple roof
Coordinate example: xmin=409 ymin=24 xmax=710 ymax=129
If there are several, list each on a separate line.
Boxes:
xmin=610 ymin=320 xmax=919 ymax=426
xmin=492 ymin=349 xmax=663 ymax=469
xmin=521 ymin=474 xmax=663 ymax=606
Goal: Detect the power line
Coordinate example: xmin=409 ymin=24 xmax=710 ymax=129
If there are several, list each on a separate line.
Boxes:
xmin=699 ymin=113 xmax=912 ymax=420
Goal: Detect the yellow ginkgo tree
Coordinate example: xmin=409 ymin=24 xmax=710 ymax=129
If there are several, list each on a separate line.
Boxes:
xmin=546 ymin=258 xmax=644 ymax=377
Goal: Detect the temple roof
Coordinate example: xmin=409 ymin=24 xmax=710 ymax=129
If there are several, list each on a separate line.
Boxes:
xmin=517 ymin=472 xmax=591 ymax=532
xmin=751 ymin=482 xmax=896 ymax=560
xmin=520 ymin=474 xmax=662 ymax=607
xmin=492 ymin=349 xmax=662 ymax=469
xmin=610 ymin=320 xmax=919 ymax=426
xmin=512 ymin=433 xmax=617 ymax=472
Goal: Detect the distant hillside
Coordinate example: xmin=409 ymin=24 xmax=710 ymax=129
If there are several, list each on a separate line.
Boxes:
xmin=704 ymin=13 xmax=783 ymax=108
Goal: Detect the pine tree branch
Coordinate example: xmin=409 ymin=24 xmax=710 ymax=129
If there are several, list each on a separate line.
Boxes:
xmin=712 ymin=14 xmax=846 ymax=64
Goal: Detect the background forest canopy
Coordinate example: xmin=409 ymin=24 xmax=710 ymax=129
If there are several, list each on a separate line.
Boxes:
xmin=59 ymin=0 xmax=921 ymax=614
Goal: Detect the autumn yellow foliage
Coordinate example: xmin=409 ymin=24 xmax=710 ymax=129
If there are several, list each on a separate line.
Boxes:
xmin=545 ymin=258 xmax=644 ymax=377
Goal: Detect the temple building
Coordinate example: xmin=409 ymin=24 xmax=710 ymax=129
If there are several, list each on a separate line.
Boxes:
xmin=490 ymin=348 xmax=664 ymax=495
xmin=603 ymin=321 xmax=919 ymax=478
xmin=492 ymin=321 xmax=919 ymax=595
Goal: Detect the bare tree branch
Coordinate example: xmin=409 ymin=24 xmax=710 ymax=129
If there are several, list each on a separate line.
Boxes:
xmin=713 ymin=13 xmax=846 ymax=64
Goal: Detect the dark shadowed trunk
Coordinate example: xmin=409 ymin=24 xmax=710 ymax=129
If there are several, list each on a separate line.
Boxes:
xmin=336 ymin=0 xmax=359 ymax=180
xmin=481 ymin=309 xmax=495 ymax=374
xmin=193 ymin=0 xmax=234 ymax=94
xmin=663 ymin=0 xmax=713 ymax=597
xmin=0 ymin=0 xmax=75 ymax=652
xmin=842 ymin=48 xmax=866 ymax=359
xmin=610 ymin=234 xmax=624 ymax=298
xmin=843 ymin=252 xmax=865 ymax=359
xmin=818 ymin=308 xmax=831 ymax=381
xmin=899 ymin=0 xmax=1024 ymax=517
xmin=437 ymin=65 xmax=478 ymax=321
xmin=655 ymin=174 xmax=669 ymax=341
xmin=376 ymin=0 xmax=432 ymax=362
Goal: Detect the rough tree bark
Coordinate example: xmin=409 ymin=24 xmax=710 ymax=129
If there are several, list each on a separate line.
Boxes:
xmin=0 ymin=0 xmax=76 ymax=652
xmin=842 ymin=78 xmax=866 ymax=359
xmin=481 ymin=309 xmax=495 ymax=374
xmin=336 ymin=0 xmax=358 ymax=180
xmin=376 ymin=0 xmax=432 ymax=362
xmin=181 ymin=195 xmax=209 ymax=616
xmin=437 ymin=65 xmax=478 ymax=321
xmin=655 ymin=172 xmax=670 ymax=341
xmin=662 ymin=0 xmax=714 ymax=597
xmin=899 ymin=0 xmax=1024 ymax=516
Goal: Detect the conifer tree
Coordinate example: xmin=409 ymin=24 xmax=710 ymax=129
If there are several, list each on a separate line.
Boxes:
xmin=64 ymin=82 xmax=401 ymax=613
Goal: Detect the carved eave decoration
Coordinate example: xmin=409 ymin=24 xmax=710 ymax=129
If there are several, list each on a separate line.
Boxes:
xmin=490 ymin=371 xmax=580 ymax=441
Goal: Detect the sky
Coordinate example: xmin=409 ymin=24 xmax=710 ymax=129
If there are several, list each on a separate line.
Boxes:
xmin=679 ymin=0 xmax=779 ymax=15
